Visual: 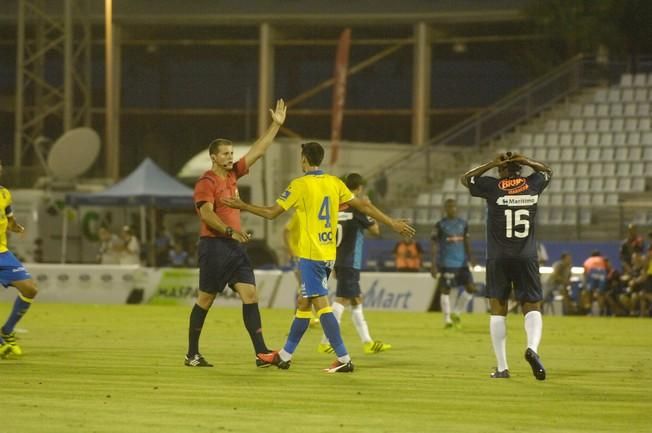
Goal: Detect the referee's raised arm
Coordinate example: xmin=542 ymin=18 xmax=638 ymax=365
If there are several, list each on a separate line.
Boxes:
xmin=243 ymin=99 xmax=287 ymax=168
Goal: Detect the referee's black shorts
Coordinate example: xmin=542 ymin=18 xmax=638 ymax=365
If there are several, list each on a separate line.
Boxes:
xmin=198 ymin=237 xmax=255 ymax=294
xmin=485 ymin=257 xmax=542 ymax=303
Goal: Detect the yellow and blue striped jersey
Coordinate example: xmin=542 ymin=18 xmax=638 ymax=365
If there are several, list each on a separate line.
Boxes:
xmin=276 ymin=170 xmax=353 ymax=261
xmin=0 ymin=187 xmax=12 ymax=253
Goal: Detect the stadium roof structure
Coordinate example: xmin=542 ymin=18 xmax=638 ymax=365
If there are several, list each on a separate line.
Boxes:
xmin=65 ymin=158 xmax=193 ymax=209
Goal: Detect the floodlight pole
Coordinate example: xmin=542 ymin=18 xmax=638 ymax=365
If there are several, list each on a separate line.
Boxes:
xmin=14 ymin=0 xmax=92 ymax=175
xmin=258 ymin=23 xmax=274 ymax=242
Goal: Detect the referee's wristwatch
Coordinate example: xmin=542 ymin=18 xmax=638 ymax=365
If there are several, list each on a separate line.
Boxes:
xmin=224 ymin=226 xmax=234 ymax=238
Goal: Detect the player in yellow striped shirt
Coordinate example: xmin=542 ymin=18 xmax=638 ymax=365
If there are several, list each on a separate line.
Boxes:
xmin=223 ymin=142 xmax=415 ymax=372
xmin=0 ymin=160 xmax=38 ymax=358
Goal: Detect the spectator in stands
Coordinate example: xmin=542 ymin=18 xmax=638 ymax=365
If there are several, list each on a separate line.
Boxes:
xmin=172 ymin=222 xmax=193 ymax=252
xmin=97 ymin=226 xmax=121 ymax=264
xmin=119 ymin=225 xmax=141 ymax=265
xmin=638 ymin=252 xmax=652 ymax=317
xmin=154 ymin=227 xmax=172 ymax=266
xmin=620 ymin=224 xmax=644 ymax=274
xmin=642 ymin=235 xmax=652 ymax=316
xmin=623 ymin=252 xmax=648 ymax=316
xmin=543 ymin=252 xmax=572 ymax=312
xmin=393 ymin=239 xmax=423 ymax=272
xmin=582 ymin=250 xmax=607 ymax=315
xmin=168 ymin=242 xmax=190 ymax=267
xmin=603 ymin=258 xmax=628 ymax=316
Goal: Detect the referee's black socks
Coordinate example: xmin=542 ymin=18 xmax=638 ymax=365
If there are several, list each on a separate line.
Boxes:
xmin=242 ymin=303 xmax=268 ymax=354
xmin=188 ymin=303 xmax=208 ymax=356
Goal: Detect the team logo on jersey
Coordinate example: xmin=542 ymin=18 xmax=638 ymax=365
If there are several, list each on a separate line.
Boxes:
xmin=498 ymin=177 xmax=529 ymax=194
xmin=279 ymin=189 xmax=291 ymax=201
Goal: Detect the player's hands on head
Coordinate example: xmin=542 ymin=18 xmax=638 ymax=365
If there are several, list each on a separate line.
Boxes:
xmin=270 ymin=99 xmax=287 ymax=126
xmin=494 ymin=153 xmax=508 ymax=165
xmin=508 ymin=152 xmax=526 ymax=163
xmin=221 ymin=196 xmax=245 ymax=209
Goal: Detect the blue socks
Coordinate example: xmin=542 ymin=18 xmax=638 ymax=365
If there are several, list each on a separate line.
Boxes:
xmin=2 ymin=294 xmax=32 ymax=335
xmin=283 ymin=316 xmax=310 ymax=354
xmin=319 ymin=311 xmax=347 ymax=357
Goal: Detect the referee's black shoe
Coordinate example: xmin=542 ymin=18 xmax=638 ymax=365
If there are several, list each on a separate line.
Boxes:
xmin=184 ymin=353 xmax=214 ymax=367
xmin=525 ymin=348 xmax=546 ymax=381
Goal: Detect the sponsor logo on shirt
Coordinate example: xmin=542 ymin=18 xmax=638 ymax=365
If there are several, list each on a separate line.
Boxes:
xmin=498 ymin=177 xmax=529 ymax=194
xmin=496 ymin=195 xmax=538 ymax=207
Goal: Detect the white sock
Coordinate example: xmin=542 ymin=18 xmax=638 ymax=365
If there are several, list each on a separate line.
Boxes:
xmin=321 ymin=302 xmax=346 ymax=345
xmin=332 ymin=302 xmax=345 ymax=323
xmin=524 ymin=310 xmax=543 ymax=353
xmin=337 ymin=354 xmax=351 ymax=364
xmin=279 ymin=349 xmax=292 ymax=362
xmin=441 ymin=294 xmax=451 ymax=323
xmin=351 ymin=304 xmax=372 ymax=343
xmin=490 ymin=315 xmax=508 ymax=371
xmin=454 ymin=291 xmax=474 ymax=314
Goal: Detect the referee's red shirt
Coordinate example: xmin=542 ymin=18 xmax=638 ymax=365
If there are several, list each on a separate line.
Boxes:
xmin=193 ymin=157 xmax=249 ymax=238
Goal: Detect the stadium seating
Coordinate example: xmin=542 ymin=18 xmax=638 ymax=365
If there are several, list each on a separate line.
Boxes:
xmin=414 ymin=71 xmax=651 ymax=229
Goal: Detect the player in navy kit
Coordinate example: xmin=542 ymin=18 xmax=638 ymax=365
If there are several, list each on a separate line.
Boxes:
xmin=461 ymin=152 xmax=552 ymax=380
xmin=317 ymin=173 xmax=392 ymax=355
xmin=431 ymin=198 xmax=476 ymax=329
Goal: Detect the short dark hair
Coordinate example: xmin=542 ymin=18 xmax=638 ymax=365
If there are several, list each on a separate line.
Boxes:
xmin=208 ymin=138 xmax=233 ymax=155
xmin=301 ymin=141 xmax=324 ymax=166
xmin=344 ymin=173 xmax=365 ymax=190
xmin=444 ymin=198 xmax=456 ymax=206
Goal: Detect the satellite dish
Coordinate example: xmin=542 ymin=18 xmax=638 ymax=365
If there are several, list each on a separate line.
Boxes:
xmin=47 ymin=127 xmax=101 ymax=180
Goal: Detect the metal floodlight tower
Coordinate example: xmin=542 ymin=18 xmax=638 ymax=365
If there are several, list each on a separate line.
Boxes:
xmin=14 ymin=0 xmax=92 ymax=170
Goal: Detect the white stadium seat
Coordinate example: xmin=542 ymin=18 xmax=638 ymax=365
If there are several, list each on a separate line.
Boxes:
xmin=575 ymin=163 xmax=589 ymax=178
xmin=610 ymin=103 xmax=623 ymax=116
xmin=620 ymin=74 xmax=633 ymax=87
xmin=633 ymin=73 xmax=647 ymax=87
xmin=613 ymin=132 xmax=627 ymax=147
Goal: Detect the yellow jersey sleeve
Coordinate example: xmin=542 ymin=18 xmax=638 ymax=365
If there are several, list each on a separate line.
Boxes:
xmin=336 ymin=177 xmax=354 ymax=204
xmin=276 ymin=178 xmax=303 ymax=210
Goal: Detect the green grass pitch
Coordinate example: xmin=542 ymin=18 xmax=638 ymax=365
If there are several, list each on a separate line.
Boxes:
xmin=1 ymin=303 xmax=650 ymax=433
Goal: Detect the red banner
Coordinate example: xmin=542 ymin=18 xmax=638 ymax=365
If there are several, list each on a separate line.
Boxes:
xmin=330 ymin=28 xmax=351 ymax=166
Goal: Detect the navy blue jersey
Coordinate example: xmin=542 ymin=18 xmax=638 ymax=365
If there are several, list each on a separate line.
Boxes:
xmin=335 ymin=206 xmax=375 ymax=269
xmin=431 ymin=217 xmax=468 ymax=268
xmin=469 ymin=171 xmax=550 ymax=260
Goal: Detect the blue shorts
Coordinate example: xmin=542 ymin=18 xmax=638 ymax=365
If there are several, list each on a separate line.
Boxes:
xmin=585 ymin=269 xmax=607 ymax=293
xmin=298 ymin=258 xmax=333 ymax=298
xmin=198 ymin=237 xmax=255 ymax=294
xmin=437 ymin=266 xmax=473 ymax=291
xmin=334 ymin=266 xmax=361 ymax=298
xmin=0 ymin=251 xmax=31 ymax=287
xmin=486 ymin=257 xmax=542 ymax=303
